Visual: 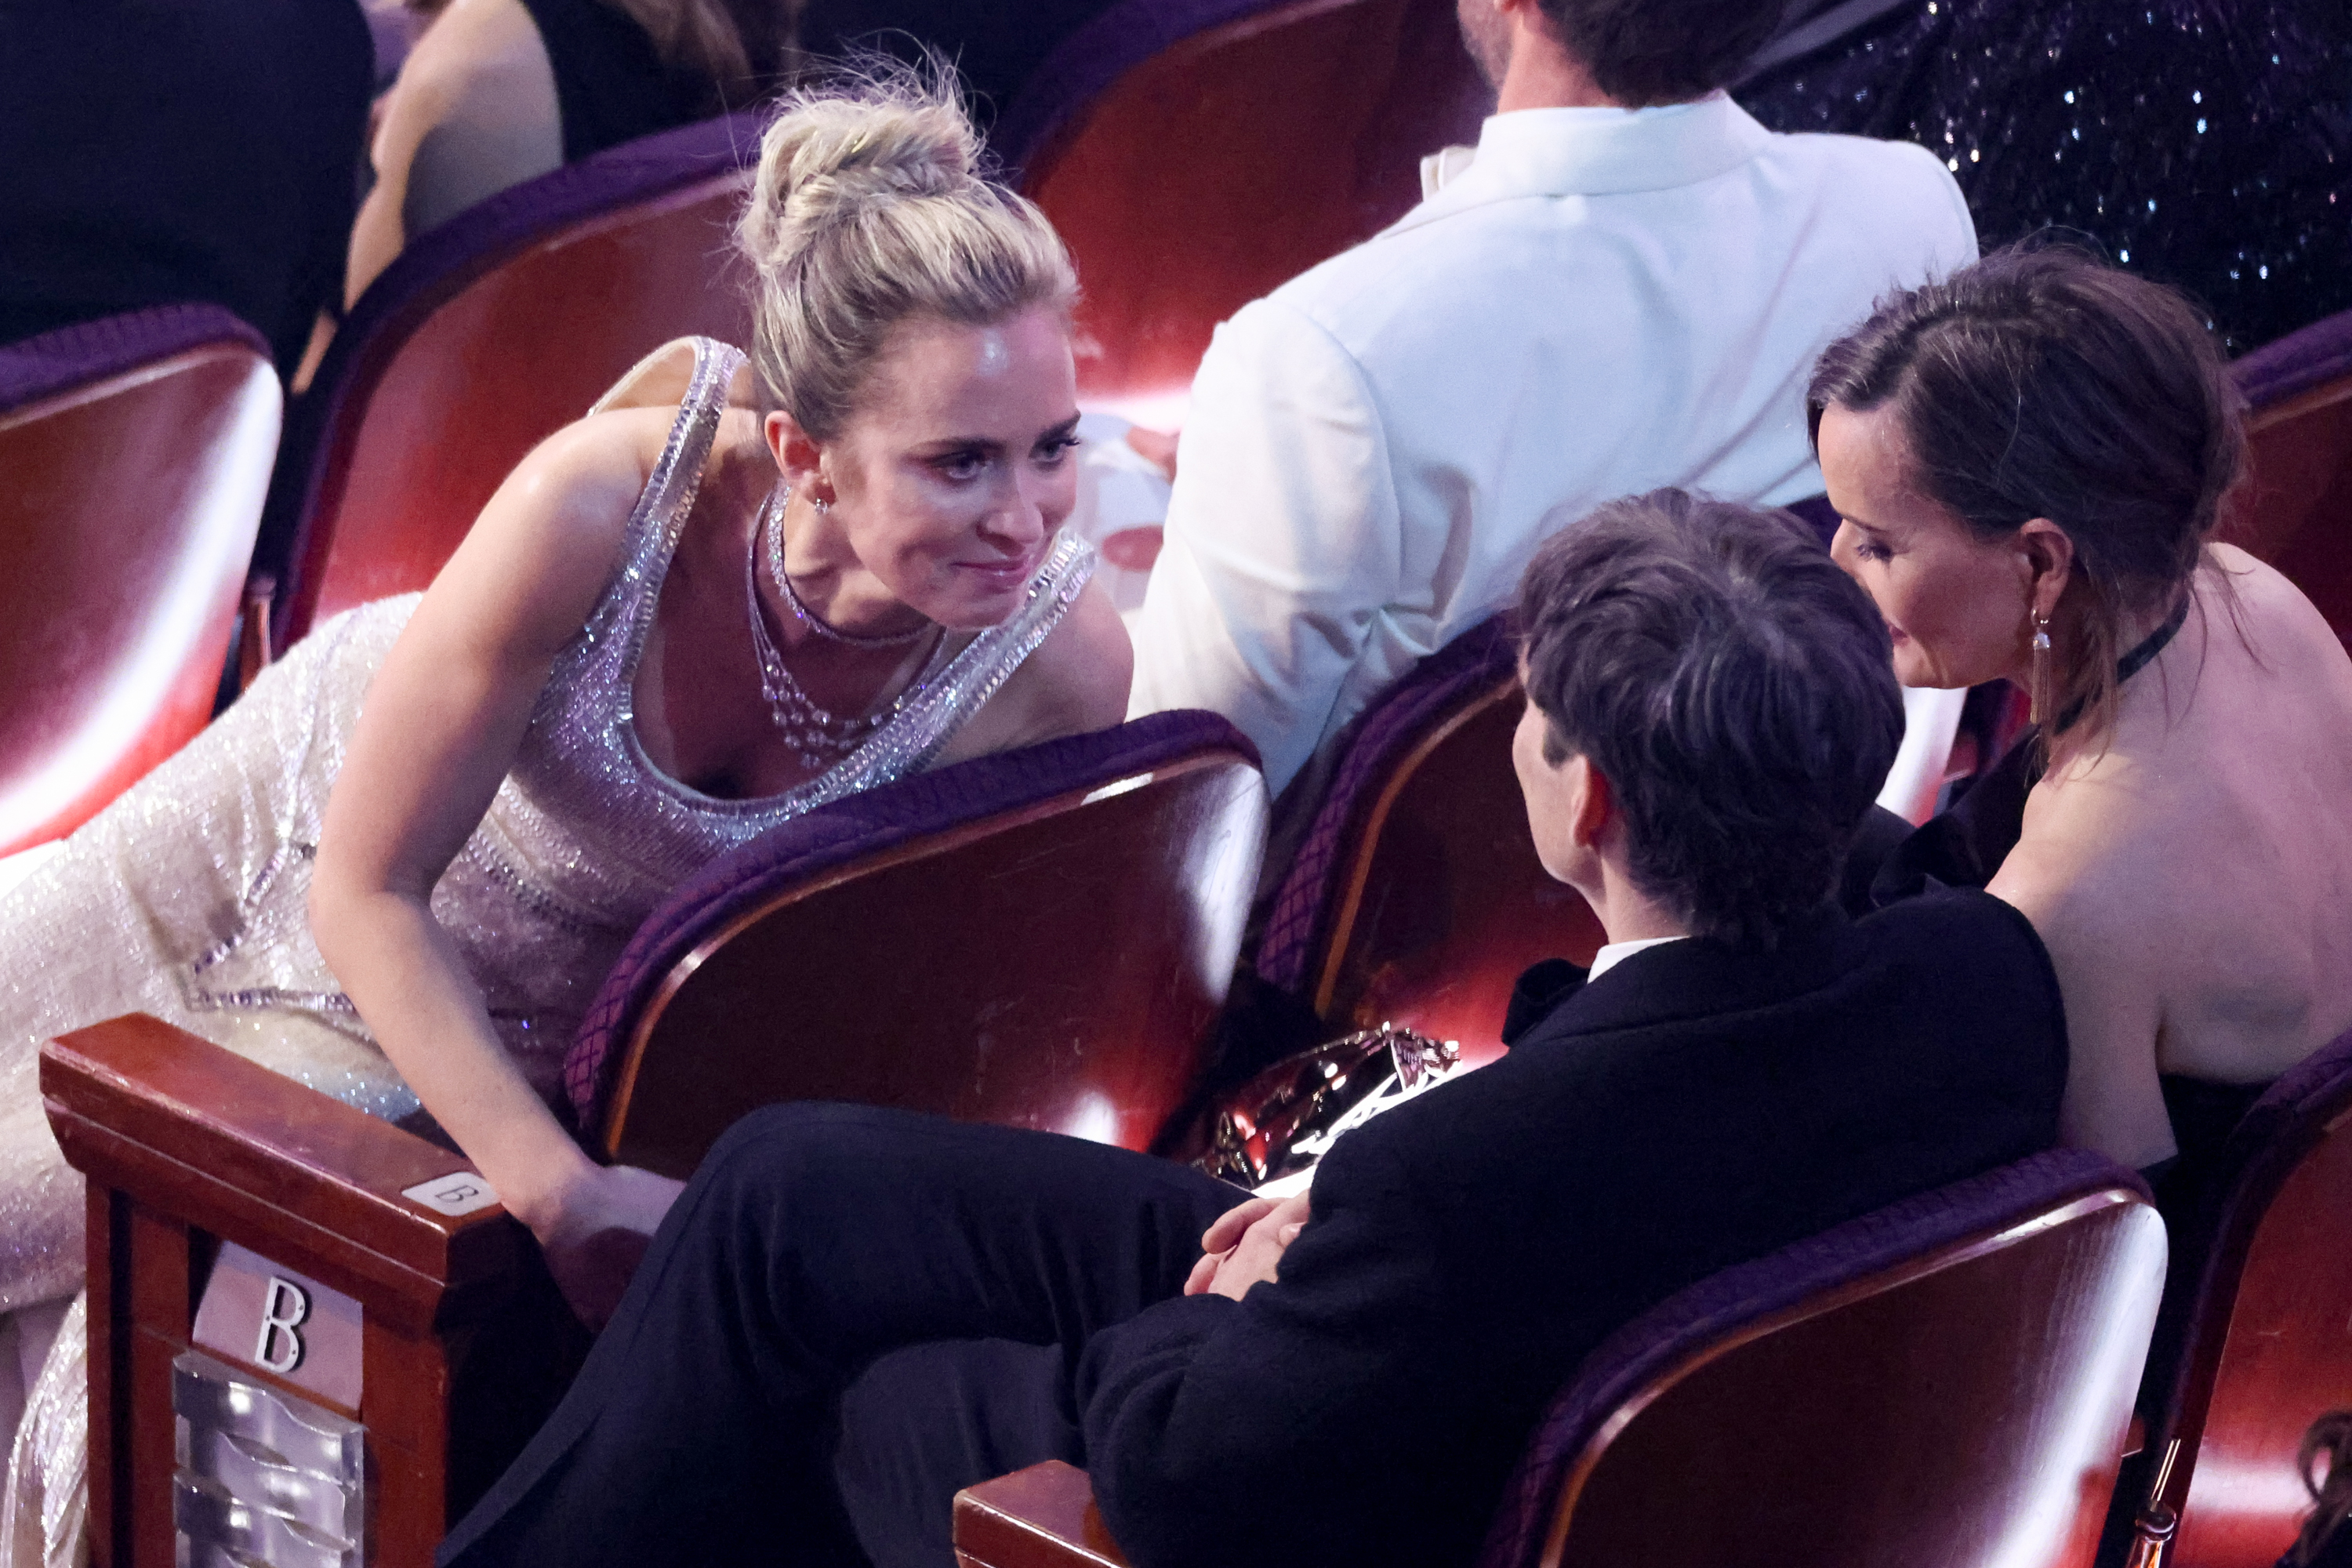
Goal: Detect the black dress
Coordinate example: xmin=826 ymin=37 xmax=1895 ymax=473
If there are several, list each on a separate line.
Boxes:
xmin=1735 ymin=0 xmax=2352 ymax=353
xmin=516 ymin=0 xmax=730 ymax=162
xmin=0 ymin=0 xmax=375 ymax=375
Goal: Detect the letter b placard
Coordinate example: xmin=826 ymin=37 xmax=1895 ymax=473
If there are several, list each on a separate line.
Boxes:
xmin=253 ymin=1276 xmax=311 ymax=1373
xmin=192 ymin=1243 xmax=363 ymax=1409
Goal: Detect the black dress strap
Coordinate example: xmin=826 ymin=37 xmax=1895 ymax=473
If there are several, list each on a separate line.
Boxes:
xmin=1849 ymin=590 xmax=2198 ymax=911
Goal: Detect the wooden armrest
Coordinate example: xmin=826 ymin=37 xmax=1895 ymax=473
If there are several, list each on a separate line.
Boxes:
xmin=41 ymin=1013 xmax=527 ymax=1334
xmin=953 ymin=1461 xmax=1131 ymax=1568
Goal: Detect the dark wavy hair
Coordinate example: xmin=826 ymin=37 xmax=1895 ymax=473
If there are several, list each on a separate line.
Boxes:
xmin=1807 ymin=242 xmax=2245 ymax=746
xmin=1538 ymin=0 xmax=1788 ymax=105
xmin=1515 ymin=489 xmax=1904 ymax=946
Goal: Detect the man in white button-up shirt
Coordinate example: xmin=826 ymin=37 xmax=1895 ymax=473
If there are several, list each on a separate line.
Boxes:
xmin=1127 ymin=0 xmax=1978 ymax=815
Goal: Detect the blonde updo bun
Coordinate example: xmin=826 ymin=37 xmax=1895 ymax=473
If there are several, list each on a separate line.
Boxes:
xmin=735 ymin=65 xmax=1079 ymax=440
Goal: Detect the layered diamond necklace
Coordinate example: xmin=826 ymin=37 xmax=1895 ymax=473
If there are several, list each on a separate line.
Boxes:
xmin=743 ymin=487 xmax=953 ymax=769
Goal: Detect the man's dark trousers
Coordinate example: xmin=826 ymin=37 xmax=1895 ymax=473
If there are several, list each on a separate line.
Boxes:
xmin=436 ymin=1105 xmax=1245 ymax=1568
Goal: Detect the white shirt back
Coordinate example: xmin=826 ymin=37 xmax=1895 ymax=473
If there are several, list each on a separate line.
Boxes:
xmin=1127 ymin=94 xmax=1978 ymax=796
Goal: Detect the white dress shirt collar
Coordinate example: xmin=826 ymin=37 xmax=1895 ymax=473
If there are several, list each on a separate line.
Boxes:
xmin=1586 ymin=934 xmax=1689 ymax=983
xmin=1408 ymin=93 xmax=1775 ymax=221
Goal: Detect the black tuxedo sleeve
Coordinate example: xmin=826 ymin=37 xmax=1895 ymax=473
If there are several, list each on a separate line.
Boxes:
xmin=1074 ymin=1133 xmax=1457 ymax=1568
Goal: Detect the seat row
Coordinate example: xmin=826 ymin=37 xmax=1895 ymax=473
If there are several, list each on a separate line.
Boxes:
xmin=34 ymin=526 xmax=2352 ymax=1565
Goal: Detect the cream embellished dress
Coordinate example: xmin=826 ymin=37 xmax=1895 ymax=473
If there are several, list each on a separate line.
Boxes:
xmin=0 ymin=339 xmax=1094 ymax=1566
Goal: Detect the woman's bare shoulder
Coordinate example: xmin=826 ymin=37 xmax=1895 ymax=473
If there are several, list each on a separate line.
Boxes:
xmin=2205 ymin=544 xmax=2346 ymax=662
xmin=588 ymin=339 xmax=752 ymax=417
xmin=1020 ymin=576 xmax=1135 ymax=733
xmin=933 ymin=575 xmax=1133 ymax=764
xmin=413 ymin=405 xmax=681 ymax=655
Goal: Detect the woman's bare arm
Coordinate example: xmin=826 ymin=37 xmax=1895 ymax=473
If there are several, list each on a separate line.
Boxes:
xmin=310 ymin=408 xmax=670 ymax=1323
xmin=1991 ymin=839 xmax=2177 ymax=1169
xmin=347 ymin=0 xmax=562 ymax=307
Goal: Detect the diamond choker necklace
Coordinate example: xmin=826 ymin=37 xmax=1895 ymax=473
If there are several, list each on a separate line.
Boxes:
xmin=745 ymin=489 xmax=949 ymax=768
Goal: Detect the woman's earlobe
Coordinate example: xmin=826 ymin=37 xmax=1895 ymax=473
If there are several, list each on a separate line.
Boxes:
xmin=2019 ymin=517 xmax=2077 ymax=618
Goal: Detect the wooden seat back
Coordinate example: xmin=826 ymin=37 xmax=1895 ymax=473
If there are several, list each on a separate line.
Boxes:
xmin=1007 ymin=0 xmax=1489 ymax=423
xmin=579 ymin=715 xmax=1269 ymax=1175
xmin=1255 ymin=618 xmax=1601 ymax=1067
xmin=265 ymin=117 xmax=758 ymax=649
xmin=952 ymin=1152 xmax=2167 ymax=1568
xmin=2220 ymin=308 xmax=2352 ymax=641
xmin=2135 ymin=1026 xmax=2352 ymax=1568
xmin=1521 ymin=1163 xmax=2163 ymax=1568
xmin=0 ymin=306 xmax=279 ymax=855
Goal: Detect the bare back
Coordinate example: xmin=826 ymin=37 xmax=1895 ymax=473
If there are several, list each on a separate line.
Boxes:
xmin=1992 ymin=545 xmax=2352 ymax=1165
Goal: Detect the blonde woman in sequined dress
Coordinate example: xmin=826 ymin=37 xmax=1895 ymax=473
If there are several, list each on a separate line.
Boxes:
xmin=0 ymin=72 xmax=1130 ymax=1566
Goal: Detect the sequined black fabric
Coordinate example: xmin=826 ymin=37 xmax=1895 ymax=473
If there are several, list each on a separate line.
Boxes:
xmin=1737 ymin=0 xmax=2352 ymax=353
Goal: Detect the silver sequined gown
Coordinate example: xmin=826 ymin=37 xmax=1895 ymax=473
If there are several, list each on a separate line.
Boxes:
xmin=0 ymin=338 xmax=1094 ymax=1566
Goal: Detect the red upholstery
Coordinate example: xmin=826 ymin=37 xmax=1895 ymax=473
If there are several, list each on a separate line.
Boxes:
xmin=565 ymin=713 xmax=1270 ymax=1173
xmin=952 ymin=1149 xmax=2165 ymax=1568
xmin=0 ymin=305 xmax=279 ymax=856
xmin=1018 ymin=0 xmax=1489 ymax=423
xmin=2221 ymin=308 xmax=2352 ymax=644
xmin=1255 ymin=616 xmax=1601 ymax=1066
xmin=2129 ymin=1025 xmax=2352 ymax=1568
xmin=263 ymin=115 xmax=760 ymax=651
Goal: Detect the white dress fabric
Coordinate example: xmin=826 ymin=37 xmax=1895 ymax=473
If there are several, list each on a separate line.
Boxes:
xmin=1125 ymin=93 xmax=1980 ymax=800
xmin=0 ymin=337 xmax=1092 ymax=1566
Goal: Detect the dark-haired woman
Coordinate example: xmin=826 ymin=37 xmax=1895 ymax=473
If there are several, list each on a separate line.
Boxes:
xmin=1813 ymin=244 xmax=2352 ymax=1174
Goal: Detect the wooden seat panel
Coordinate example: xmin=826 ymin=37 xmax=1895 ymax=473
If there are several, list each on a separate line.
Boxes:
xmin=606 ymin=750 xmax=1267 ymax=1173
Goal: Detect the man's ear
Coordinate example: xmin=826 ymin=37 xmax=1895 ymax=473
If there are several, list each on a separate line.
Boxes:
xmin=764 ymin=409 xmax=832 ymax=504
xmin=1566 ymin=753 xmax=1616 ymax=851
xmin=2016 ymin=517 xmax=2077 ymax=621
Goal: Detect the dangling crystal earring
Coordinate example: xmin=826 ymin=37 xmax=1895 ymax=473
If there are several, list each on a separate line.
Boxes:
xmin=2028 ymin=612 xmax=2054 ymax=727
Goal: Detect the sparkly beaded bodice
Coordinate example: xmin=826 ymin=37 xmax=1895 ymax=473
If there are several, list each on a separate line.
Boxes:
xmin=495 ymin=336 xmax=1097 ymax=913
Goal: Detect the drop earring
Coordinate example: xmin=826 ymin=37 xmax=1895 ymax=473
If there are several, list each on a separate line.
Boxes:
xmin=2028 ymin=612 xmax=2053 ymax=727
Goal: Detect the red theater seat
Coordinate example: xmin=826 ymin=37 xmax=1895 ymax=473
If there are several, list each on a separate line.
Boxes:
xmin=2223 ymin=308 xmax=2352 ymax=641
xmin=0 ymin=306 xmax=279 ymax=858
xmin=2123 ymin=1025 xmax=2352 ymax=1568
xmin=45 ymin=717 xmax=1267 ymax=1566
xmin=954 ymin=1149 xmax=2165 ymax=1568
xmin=257 ymin=115 xmax=760 ymax=655
xmin=1001 ymin=0 xmax=1489 ymax=424
xmin=563 ymin=712 xmax=1269 ymax=1171
xmin=1254 ymin=616 xmax=1602 ymax=1066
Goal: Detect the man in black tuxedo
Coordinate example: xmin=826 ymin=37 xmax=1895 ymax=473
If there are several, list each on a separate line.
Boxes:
xmin=439 ymin=490 xmax=2068 ymax=1568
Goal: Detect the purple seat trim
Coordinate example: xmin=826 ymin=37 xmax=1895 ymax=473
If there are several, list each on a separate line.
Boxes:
xmin=2233 ymin=307 xmax=2352 ymax=414
xmin=0 ymin=303 xmax=270 ymax=415
xmin=561 ymin=710 xmax=1260 ymax=1130
xmin=1254 ymin=615 xmax=1515 ymax=995
xmin=262 ymin=112 xmax=765 ymax=600
xmin=991 ymin=0 xmax=1299 ymax=176
xmin=1476 ymin=1147 xmax=2151 ymax=1568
